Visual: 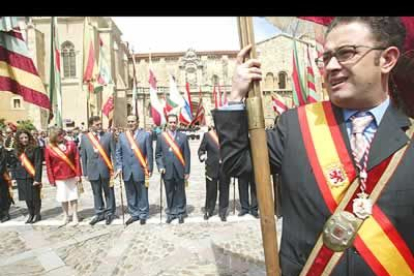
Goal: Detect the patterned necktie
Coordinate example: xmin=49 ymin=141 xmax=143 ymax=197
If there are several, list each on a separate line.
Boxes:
xmin=350 ymin=112 xmax=374 ymax=165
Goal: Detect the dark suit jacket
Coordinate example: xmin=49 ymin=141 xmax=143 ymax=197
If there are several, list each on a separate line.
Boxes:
xmin=116 ymin=129 xmax=153 ymax=182
xmin=155 ymin=131 xmax=191 ymax=180
xmin=213 ymin=102 xmax=414 ymax=276
xmin=80 ymin=131 xmax=115 ymax=181
xmin=10 ymin=147 xmax=42 ymax=183
xmin=198 ymin=130 xmax=222 ymax=179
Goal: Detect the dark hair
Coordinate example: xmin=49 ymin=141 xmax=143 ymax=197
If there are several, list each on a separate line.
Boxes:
xmin=88 ymin=116 xmax=101 ymax=126
xmin=326 ymin=17 xmax=406 ymax=52
xmin=167 ymin=114 xmax=178 ymax=122
xmin=327 ymin=17 xmax=414 ymax=116
xmin=15 ymin=129 xmax=37 ymax=154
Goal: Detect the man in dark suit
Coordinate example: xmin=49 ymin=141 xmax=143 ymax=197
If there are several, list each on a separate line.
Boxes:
xmin=213 ymin=17 xmax=414 ymax=276
xmin=81 ymin=116 xmax=117 ymax=225
xmin=156 ymin=114 xmax=191 ymax=224
xmin=198 ymin=124 xmax=230 ymax=221
xmin=237 ymin=175 xmax=258 ymax=218
xmin=115 ymin=115 xmax=153 ymax=226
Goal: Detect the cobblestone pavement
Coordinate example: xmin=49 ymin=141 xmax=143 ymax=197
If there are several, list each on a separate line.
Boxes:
xmin=0 ymin=139 xmax=282 ymax=276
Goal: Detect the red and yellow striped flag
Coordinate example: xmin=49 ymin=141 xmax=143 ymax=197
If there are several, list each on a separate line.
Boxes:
xmin=306 ymin=45 xmax=319 ymax=103
xmin=83 ymin=17 xmax=98 ymax=93
xmin=0 ymin=17 xmax=50 ymax=110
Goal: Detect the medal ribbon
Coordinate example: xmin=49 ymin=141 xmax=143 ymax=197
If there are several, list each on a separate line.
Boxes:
xmin=298 ymin=102 xmax=414 ymax=276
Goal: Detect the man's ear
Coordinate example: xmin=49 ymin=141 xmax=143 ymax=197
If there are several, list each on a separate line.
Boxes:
xmin=380 ymin=46 xmax=400 ymax=74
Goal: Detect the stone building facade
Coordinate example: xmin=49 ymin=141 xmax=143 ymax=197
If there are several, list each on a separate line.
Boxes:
xmin=126 ymin=33 xmax=323 ymax=128
xmin=0 ymin=17 xmax=324 ymax=130
xmin=0 ymin=17 xmax=130 ymax=130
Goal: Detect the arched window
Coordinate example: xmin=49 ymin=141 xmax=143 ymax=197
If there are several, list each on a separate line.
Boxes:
xmin=212 ymin=75 xmax=219 ymax=86
xmin=265 ymin=72 xmax=274 ymax=90
xmin=127 ymin=104 xmax=132 ymax=116
xmin=61 ymin=41 xmax=76 ymax=78
xmin=278 ymin=71 xmax=287 ymax=89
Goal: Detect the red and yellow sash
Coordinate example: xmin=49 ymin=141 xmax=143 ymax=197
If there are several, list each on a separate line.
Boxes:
xmin=19 ymin=153 xmax=35 ymax=177
xmin=125 ymin=131 xmax=149 ymax=177
xmin=87 ymin=133 xmax=113 ymax=174
xmin=298 ymin=101 xmax=414 ymax=276
xmin=162 ymin=132 xmax=185 ymax=167
xmin=48 ymin=144 xmax=77 ymax=174
xmin=209 ymin=130 xmax=220 ymax=148
xmin=3 ymin=171 xmax=12 ymax=186
xmin=2 ymin=171 xmax=14 ymax=199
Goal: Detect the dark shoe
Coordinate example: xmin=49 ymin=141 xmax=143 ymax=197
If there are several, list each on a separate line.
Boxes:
xmin=126 ymin=217 xmax=138 ymax=226
xmin=166 ymin=216 xmax=174 ymax=224
xmin=250 ymin=211 xmax=259 ymax=219
xmin=89 ymin=216 xmax=104 ymax=226
xmin=140 ymin=219 xmax=146 ymax=225
xmin=26 ymin=214 xmax=34 ymax=224
xmin=178 ymin=216 xmax=184 ymax=224
xmin=32 ymin=215 xmax=41 ymax=224
xmin=105 ymin=215 xmax=114 ymax=225
xmin=203 ymin=213 xmax=209 ymax=220
xmin=1 ymin=214 xmax=10 ymax=223
xmin=238 ymin=210 xmax=249 ymax=217
xmin=220 ymin=215 xmax=227 ymax=222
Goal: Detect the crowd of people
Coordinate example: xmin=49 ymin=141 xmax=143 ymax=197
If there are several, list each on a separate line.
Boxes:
xmin=2 ymin=16 xmax=412 ymax=275
xmin=0 ymin=114 xmax=259 ymax=226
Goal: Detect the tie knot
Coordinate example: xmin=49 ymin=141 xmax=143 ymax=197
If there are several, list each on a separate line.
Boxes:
xmin=351 ymin=112 xmax=374 ymax=134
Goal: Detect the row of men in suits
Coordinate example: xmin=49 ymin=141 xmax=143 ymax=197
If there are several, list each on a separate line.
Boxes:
xmin=81 ymin=114 xmax=191 ymax=226
xmin=82 ymin=114 xmax=259 ymax=226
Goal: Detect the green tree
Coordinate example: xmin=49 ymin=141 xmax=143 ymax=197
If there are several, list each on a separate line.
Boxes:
xmin=0 ymin=118 xmax=6 ymax=129
xmin=16 ymin=120 xmax=36 ymax=131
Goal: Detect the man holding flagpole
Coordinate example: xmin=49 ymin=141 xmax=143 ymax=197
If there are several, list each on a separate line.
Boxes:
xmin=115 ymin=115 xmax=153 ymax=226
xmin=214 ymin=17 xmax=414 ymax=276
xmin=81 ymin=116 xmax=117 ymax=226
xmin=156 ymin=114 xmax=191 ymax=224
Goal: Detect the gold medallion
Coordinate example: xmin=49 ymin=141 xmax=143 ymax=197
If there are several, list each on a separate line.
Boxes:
xmin=322 ymin=211 xmax=359 ymax=252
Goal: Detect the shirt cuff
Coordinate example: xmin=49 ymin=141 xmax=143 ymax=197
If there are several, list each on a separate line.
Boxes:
xmin=219 ymin=103 xmax=245 ymax=111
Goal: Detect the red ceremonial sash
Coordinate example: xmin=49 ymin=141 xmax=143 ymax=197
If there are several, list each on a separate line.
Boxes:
xmin=48 ymin=144 xmax=77 ymax=174
xmin=209 ymin=130 xmax=220 ymax=148
xmin=19 ymin=152 xmax=35 ymax=177
xmin=125 ymin=131 xmax=149 ymax=176
xmin=162 ymin=132 xmax=185 ymax=167
xmin=298 ymin=101 xmax=414 ymax=276
xmin=86 ymin=133 xmax=113 ymax=173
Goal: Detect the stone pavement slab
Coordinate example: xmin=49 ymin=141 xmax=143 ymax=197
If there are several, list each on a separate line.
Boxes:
xmin=0 ymin=140 xmax=282 ymax=276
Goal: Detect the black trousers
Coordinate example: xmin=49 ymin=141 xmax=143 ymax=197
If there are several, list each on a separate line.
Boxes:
xmin=163 ymin=168 xmax=186 ymax=217
xmin=238 ymin=177 xmax=258 ymax=213
xmin=17 ymin=179 xmax=41 ymax=216
xmin=0 ymin=180 xmax=12 ymax=216
xmin=205 ymin=173 xmax=230 ymax=216
xmin=25 ymin=186 xmax=41 ymax=216
xmin=90 ymin=177 xmax=116 ymax=217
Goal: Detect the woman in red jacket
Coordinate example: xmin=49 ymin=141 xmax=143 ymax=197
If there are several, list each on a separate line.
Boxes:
xmin=45 ymin=128 xmax=82 ymax=225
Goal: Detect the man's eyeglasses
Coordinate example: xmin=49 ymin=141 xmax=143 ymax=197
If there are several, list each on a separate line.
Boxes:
xmin=168 ymin=121 xmax=177 ymax=124
xmin=315 ymin=45 xmax=386 ymax=69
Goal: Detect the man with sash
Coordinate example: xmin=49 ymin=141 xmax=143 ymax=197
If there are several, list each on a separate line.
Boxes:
xmin=115 ymin=115 xmax=153 ymax=226
xmin=198 ymin=123 xmax=231 ymax=221
xmin=81 ymin=116 xmax=117 ymax=225
xmin=214 ymin=17 xmax=414 ymax=275
xmin=156 ymin=114 xmax=191 ymax=224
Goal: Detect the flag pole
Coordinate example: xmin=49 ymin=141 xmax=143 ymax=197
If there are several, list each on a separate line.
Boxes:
xmin=237 ymin=17 xmax=280 ymax=276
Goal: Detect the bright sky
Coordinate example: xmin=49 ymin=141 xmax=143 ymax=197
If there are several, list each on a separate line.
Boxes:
xmin=111 ymin=17 xmax=281 ymax=53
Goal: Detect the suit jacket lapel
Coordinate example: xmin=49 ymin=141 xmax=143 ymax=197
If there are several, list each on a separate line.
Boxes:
xmin=368 ymin=104 xmax=411 ymax=170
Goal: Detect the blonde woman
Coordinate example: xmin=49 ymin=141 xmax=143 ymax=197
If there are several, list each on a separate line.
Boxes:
xmin=45 ymin=128 xmax=82 ymax=225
